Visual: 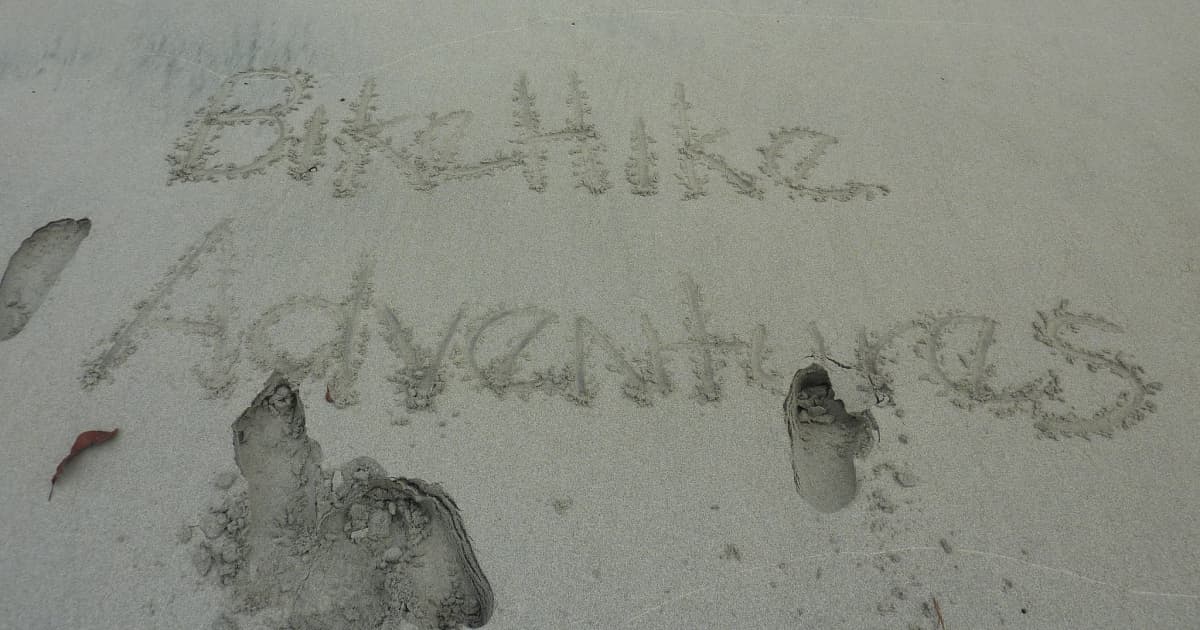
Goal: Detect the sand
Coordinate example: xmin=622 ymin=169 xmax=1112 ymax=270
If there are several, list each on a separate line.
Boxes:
xmin=1 ymin=2 xmax=1199 ymax=629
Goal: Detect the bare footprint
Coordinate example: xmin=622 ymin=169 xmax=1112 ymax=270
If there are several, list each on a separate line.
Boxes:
xmin=0 ymin=218 xmax=90 ymax=340
xmin=783 ymin=364 xmax=876 ymax=512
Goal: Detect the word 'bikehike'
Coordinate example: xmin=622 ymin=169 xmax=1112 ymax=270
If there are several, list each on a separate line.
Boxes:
xmin=166 ymin=68 xmax=890 ymax=201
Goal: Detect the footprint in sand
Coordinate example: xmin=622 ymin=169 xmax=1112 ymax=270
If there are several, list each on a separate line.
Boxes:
xmin=203 ymin=372 xmax=495 ymax=629
xmin=0 ymin=218 xmax=91 ymax=341
xmin=783 ymin=363 xmax=877 ymax=513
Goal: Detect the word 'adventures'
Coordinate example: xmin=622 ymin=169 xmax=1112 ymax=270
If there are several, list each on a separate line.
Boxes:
xmin=81 ymin=220 xmax=1159 ymax=441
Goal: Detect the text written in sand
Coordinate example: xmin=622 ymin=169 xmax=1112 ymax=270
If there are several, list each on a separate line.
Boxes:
xmin=79 ymin=220 xmax=1160 ymax=440
xmin=167 ymin=69 xmax=889 ymax=202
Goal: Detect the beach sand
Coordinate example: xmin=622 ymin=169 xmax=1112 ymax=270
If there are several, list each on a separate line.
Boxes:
xmin=1 ymin=2 xmax=1198 ymax=628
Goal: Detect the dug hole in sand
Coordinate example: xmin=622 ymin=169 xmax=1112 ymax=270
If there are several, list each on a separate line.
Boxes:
xmin=184 ymin=373 xmax=494 ymax=630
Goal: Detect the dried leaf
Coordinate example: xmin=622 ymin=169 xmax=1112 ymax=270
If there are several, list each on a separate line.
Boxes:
xmin=49 ymin=428 xmax=119 ymax=500
xmin=325 ymin=386 xmax=334 ymax=404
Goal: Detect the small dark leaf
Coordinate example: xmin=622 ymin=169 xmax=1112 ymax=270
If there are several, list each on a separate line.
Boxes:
xmin=49 ymin=428 xmax=119 ymax=500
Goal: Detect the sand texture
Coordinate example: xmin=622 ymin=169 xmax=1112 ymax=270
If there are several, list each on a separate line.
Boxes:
xmin=2 ymin=2 xmax=1199 ymax=629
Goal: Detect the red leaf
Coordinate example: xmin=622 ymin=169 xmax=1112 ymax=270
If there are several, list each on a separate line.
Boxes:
xmin=325 ymin=386 xmax=334 ymax=404
xmin=49 ymin=428 xmax=118 ymax=500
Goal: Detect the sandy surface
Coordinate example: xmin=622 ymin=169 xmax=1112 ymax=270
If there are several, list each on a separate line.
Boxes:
xmin=2 ymin=2 xmax=1199 ymax=628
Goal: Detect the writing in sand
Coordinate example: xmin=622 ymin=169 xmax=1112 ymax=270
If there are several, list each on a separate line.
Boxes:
xmin=167 ymin=68 xmax=889 ymax=203
xmin=79 ymin=220 xmax=1160 ymax=441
